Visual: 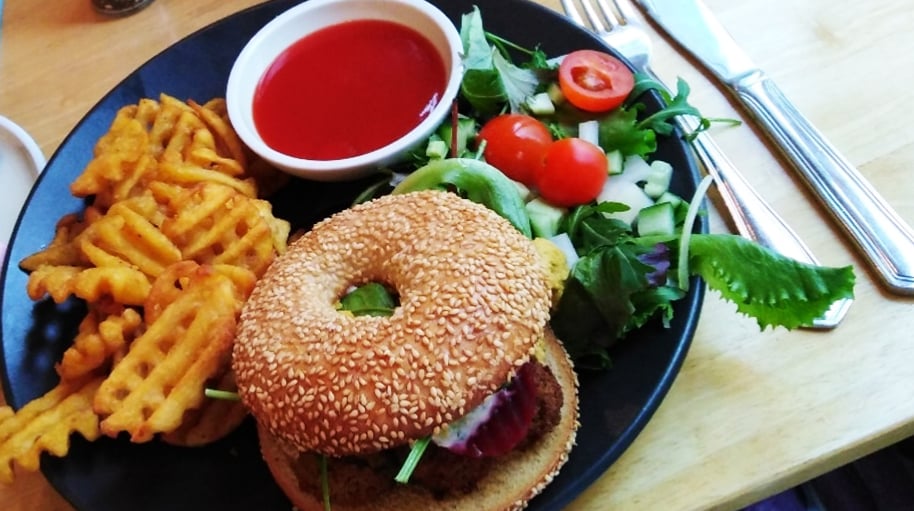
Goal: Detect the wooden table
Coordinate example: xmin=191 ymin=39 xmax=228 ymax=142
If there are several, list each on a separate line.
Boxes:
xmin=1 ymin=0 xmax=912 ymax=510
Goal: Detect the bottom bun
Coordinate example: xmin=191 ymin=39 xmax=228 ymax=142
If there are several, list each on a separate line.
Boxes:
xmin=257 ymin=329 xmax=579 ymax=511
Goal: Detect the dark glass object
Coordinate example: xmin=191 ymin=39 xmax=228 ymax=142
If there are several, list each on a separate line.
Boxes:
xmin=91 ymin=0 xmax=154 ymax=16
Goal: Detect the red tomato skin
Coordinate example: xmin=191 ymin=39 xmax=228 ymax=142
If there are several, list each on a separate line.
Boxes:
xmin=536 ymin=138 xmax=608 ymax=207
xmin=478 ymin=114 xmax=553 ymax=185
xmin=558 ymin=50 xmax=635 ymax=113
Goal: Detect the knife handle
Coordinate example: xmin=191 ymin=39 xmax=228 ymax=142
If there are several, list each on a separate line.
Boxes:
xmin=734 ymin=71 xmax=914 ymax=295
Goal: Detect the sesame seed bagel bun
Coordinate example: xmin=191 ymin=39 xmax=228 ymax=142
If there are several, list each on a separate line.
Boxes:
xmin=233 ymin=190 xmax=553 ymax=457
xmin=257 ymin=328 xmax=579 ymax=511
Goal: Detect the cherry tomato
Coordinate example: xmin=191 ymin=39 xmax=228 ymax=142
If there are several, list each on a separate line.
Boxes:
xmin=477 ymin=114 xmax=553 ymax=185
xmin=536 ymin=138 xmax=608 ymax=207
xmin=558 ymin=50 xmax=635 ymax=113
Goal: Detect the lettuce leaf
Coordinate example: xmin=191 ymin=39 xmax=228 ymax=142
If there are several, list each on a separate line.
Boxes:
xmin=339 ymin=283 xmax=397 ymax=317
xmin=550 ymin=203 xmax=856 ymax=368
xmin=491 ymin=49 xmax=539 ymax=113
xmin=688 ymin=234 xmax=855 ymax=330
xmin=458 ymin=6 xmax=544 ymax=115
xmin=597 ymin=73 xmax=739 ymax=157
xmin=597 ymin=105 xmax=657 ymax=157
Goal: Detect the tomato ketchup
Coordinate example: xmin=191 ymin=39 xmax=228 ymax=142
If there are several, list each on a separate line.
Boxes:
xmin=252 ymin=19 xmax=447 ymax=161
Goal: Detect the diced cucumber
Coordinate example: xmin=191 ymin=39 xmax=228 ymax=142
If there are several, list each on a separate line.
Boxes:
xmin=616 ymin=154 xmax=654 ymax=184
xmin=606 ymin=149 xmax=624 ymax=175
xmin=425 ymin=139 xmax=448 ymax=160
xmin=436 ymin=117 xmax=477 ymax=157
xmin=525 ymin=197 xmax=566 ymax=238
xmin=655 ymin=191 xmax=684 ymax=208
xmin=643 ymin=160 xmax=673 ymax=198
xmin=616 ymin=156 xmax=675 ymax=200
xmin=525 ymin=92 xmax=556 ymax=115
xmin=546 ymin=81 xmax=565 ymax=105
xmin=596 ymin=178 xmax=654 ymax=226
xmin=636 ymin=201 xmax=676 ymax=237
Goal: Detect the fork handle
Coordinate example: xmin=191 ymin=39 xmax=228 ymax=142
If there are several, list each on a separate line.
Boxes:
xmin=733 ymin=71 xmax=914 ymax=295
xmin=678 ymin=117 xmax=813 ymax=259
xmin=675 ymin=115 xmax=851 ymax=328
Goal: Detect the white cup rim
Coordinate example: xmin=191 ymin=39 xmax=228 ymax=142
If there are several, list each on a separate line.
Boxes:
xmin=226 ymin=0 xmax=464 ymax=181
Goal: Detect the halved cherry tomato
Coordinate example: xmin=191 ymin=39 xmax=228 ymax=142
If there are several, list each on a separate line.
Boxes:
xmin=477 ymin=114 xmax=553 ymax=185
xmin=536 ymin=138 xmax=608 ymax=207
xmin=558 ymin=50 xmax=635 ymax=113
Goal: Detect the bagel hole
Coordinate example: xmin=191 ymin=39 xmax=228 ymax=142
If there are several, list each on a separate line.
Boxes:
xmin=338 ymin=281 xmax=400 ymax=318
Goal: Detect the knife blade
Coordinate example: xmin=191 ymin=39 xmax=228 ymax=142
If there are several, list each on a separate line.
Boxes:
xmin=635 ymin=0 xmax=914 ymax=295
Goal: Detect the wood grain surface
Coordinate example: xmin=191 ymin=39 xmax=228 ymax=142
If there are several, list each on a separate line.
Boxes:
xmin=1 ymin=0 xmax=912 ymax=510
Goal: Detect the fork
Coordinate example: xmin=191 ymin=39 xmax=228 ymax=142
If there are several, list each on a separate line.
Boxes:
xmin=561 ymin=0 xmax=852 ymax=329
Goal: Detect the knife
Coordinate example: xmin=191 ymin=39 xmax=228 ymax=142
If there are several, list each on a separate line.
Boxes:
xmin=635 ymin=0 xmax=914 ymax=295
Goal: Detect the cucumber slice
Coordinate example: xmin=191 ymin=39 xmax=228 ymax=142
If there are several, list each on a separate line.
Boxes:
xmin=596 ymin=178 xmax=654 ymax=226
xmin=525 ymin=197 xmax=566 ymax=238
xmin=644 ymin=160 xmax=673 ymax=198
xmin=525 ymin=92 xmax=556 ymax=115
xmin=656 ymin=191 xmax=684 ymax=208
xmin=616 ymin=154 xmax=654 ymax=184
xmin=425 ymin=139 xmax=448 ymax=160
xmin=636 ymin=201 xmax=676 ymax=237
xmin=606 ymin=149 xmax=624 ymax=175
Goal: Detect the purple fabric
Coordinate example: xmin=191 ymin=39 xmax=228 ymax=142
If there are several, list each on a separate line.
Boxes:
xmin=809 ymin=437 xmax=914 ymax=511
xmin=742 ymin=489 xmax=808 ymax=511
xmin=742 ymin=436 xmax=914 ymax=511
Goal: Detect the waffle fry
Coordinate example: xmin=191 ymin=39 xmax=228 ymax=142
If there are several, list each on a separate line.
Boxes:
xmin=0 ymin=376 xmax=103 ymax=484
xmin=7 ymin=93 xmax=291 ymax=480
xmin=25 ymin=265 xmax=84 ymax=303
xmin=78 ymin=194 xmax=181 ymax=279
xmin=71 ymin=104 xmax=155 ymax=208
xmin=18 ymin=210 xmax=98 ymax=272
xmin=71 ymin=93 xmax=267 ymax=212
xmin=156 ymin=160 xmax=257 ymax=197
xmin=161 ymin=183 xmax=288 ymax=277
xmin=161 ymin=367 xmax=248 ymax=447
xmin=144 ymin=261 xmax=257 ymax=324
xmin=93 ymin=263 xmax=250 ymax=442
xmin=190 ymin=99 xmax=248 ymax=168
xmin=26 ymin=265 xmax=151 ymax=305
xmin=191 ymin=97 xmax=290 ymax=197
xmin=56 ymin=304 xmax=144 ymax=382
xmin=74 ymin=267 xmax=153 ymax=305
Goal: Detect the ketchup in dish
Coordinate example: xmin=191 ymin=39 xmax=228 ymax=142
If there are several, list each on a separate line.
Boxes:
xmin=253 ymin=19 xmax=447 ymax=161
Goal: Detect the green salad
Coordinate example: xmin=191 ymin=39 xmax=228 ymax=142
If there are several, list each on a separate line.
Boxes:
xmin=347 ymin=7 xmax=856 ymax=370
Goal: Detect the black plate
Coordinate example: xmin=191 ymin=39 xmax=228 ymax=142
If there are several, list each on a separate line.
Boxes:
xmin=0 ymin=1 xmax=705 ymax=509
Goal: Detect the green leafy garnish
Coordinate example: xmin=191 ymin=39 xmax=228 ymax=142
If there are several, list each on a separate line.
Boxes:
xmin=598 ymin=73 xmax=740 ymax=156
xmin=551 ymin=203 xmax=683 ymax=368
xmin=688 ymin=234 xmax=856 ymax=330
xmin=338 ymin=282 xmax=397 ymax=317
xmin=550 ymin=192 xmax=855 ymax=368
xmin=394 ymin=437 xmax=431 ymax=484
xmin=632 ymin=76 xmax=703 ymax=137
xmin=597 ymin=105 xmax=658 ymax=159
xmin=484 ymin=32 xmax=553 ymax=71
xmin=392 ymin=158 xmax=533 ymax=238
xmin=203 ymin=388 xmax=240 ymax=401
xmin=458 ymin=7 xmax=542 ymax=115
xmin=491 ymin=50 xmax=539 ymax=113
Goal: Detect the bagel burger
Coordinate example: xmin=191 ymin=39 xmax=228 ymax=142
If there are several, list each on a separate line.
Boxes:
xmin=232 ymin=190 xmax=579 ymax=510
